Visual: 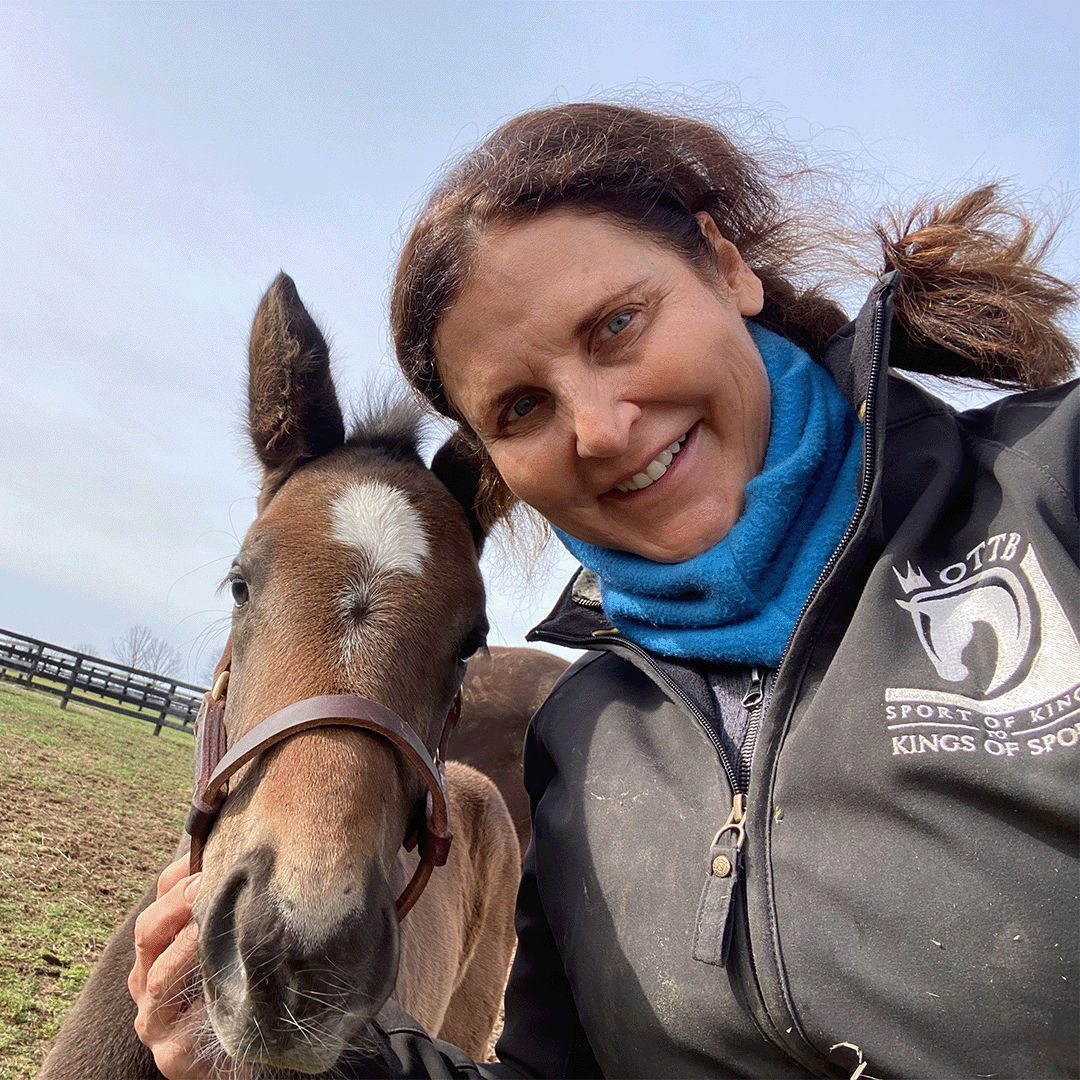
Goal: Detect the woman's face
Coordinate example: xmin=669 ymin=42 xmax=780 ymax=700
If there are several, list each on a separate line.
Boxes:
xmin=434 ymin=208 xmax=769 ymax=564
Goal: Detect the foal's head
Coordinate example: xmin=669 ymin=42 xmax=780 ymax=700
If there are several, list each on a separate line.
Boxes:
xmin=192 ymin=274 xmax=488 ymax=1071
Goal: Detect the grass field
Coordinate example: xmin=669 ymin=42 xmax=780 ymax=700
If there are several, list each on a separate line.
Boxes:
xmin=0 ymin=683 xmax=192 ymax=1080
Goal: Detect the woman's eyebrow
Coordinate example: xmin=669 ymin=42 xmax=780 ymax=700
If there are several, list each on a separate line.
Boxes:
xmin=572 ymin=278 xmax=649 ymax=338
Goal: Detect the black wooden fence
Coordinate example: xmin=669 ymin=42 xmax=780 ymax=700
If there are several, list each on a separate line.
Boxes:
xmin=0 ymin=628 xmax=205 ymax=735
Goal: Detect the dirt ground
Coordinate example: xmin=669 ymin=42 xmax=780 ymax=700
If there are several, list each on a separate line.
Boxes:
xmin=0 ymin=683 xmax=191 ymax=1079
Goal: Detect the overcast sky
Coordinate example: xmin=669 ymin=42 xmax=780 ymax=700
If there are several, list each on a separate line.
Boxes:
xmin=1 ymin=1 xmax=1076 ymax=684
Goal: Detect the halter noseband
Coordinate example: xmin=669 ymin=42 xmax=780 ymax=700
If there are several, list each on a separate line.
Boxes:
xmin=185 ymin=648 xmax=460 ymax=920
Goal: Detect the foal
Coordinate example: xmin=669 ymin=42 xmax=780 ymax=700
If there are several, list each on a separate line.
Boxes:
xmin=41 ymin=275 xmax=521 ymax=1078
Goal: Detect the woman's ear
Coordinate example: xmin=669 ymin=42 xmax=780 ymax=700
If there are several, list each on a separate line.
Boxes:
xmin=693 ymin=211 xmax=764 ymax=317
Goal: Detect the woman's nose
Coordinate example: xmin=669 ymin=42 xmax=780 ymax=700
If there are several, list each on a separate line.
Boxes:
xmin=572 ymin=395 xmax=641 ymax=459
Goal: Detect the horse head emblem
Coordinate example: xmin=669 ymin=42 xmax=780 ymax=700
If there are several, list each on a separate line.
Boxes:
xmin=894 ymin=563 xmax=1033 ymax=698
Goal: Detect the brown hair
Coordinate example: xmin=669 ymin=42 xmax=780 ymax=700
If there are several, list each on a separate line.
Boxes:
xmin=392 ymin=102 xmax=1076 ymax=526
xmin=878 ymin=185 xmax=1077 ymax=390
xmin=392 ymin=102 xmax=848 ymax=524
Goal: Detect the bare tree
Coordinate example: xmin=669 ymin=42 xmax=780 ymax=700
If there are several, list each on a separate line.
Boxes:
xmin=111 ymin=624 xmax=182 ymax=677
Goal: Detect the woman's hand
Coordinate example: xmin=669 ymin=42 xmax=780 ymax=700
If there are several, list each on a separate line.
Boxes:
xmin=128 ymin=856 xmax=211 ymax=1080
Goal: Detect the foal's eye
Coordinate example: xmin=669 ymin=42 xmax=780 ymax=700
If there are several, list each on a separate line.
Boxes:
xmin=512 ymin=394 xmax=539 ymax=418
xmin=230 ymin=578 xmax=250 ymax=608
xmin=457 ymin=629 xmax=485 ymax=664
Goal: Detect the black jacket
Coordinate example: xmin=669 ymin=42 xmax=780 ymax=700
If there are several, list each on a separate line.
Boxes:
xmin=365 ymin=275 xmax=1080 ymax=1078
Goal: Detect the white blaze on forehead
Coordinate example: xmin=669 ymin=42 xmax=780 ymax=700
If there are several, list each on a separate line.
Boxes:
xmin=330 ymin=480 xmax=429 ymax=575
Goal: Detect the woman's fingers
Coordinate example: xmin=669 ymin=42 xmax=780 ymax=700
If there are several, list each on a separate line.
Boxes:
xmin=134 ymin=872 xmax=200 ymax=977
xmin=134 ymin=923 xmax=207 ymax=1077
xmin=130 ymin=871 xmax=210 ymax=1079
xmin=157 ymin=854 xmax=192 ymax=899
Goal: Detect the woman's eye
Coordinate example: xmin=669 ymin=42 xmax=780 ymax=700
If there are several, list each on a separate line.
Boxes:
xmin=602 ymin=311 xmax=632 ymax=338
xmin=512 ymin=394 xmax=539 ymax=418
xmin=230 ymin=578 xmax=250 ymax=608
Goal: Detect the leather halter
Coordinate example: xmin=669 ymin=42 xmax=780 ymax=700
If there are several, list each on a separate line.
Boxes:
xmin=185 ymin=646 xmax=460 ymax=919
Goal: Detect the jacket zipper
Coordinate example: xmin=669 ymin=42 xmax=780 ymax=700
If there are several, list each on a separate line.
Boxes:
xmin=738 ymin=665 xmax=764 ymax=793
xmin=770 ymin=289 xmax=887 ymax=675
xmin=540 ymin=277 xmax=893 ymax=1072
xmin=736 ymin=285 xmax=889 ymax=1074
xmin=576 ymin=627 xmax=767 ymax=804
xmin=578 ymin=632 xmax=769 ymax=968
xmin=595 ymin=631 xmax=751 ymax=792
xmin=685 ymin=665 xmax=763 ymax=968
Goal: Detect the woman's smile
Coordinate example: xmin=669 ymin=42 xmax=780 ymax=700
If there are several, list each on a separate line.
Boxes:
xmin=434 ymin=208 xmax=770 ymax=563
xmin=611 ymin=432 xmax=689 ymax=493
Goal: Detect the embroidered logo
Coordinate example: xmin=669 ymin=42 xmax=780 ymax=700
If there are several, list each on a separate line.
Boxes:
xmin=884 ymin=534 xmax=1080 ymax=760
xmin=894 ymin=562 xmax=1033 ymax=698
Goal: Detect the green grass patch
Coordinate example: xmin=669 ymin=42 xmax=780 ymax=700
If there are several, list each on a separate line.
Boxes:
xmin=0 ymin=684 xmax=191 ymax=1079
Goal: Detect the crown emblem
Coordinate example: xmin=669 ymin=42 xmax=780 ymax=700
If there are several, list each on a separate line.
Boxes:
xmin=893 ymin=562 xmax=931 ymax=595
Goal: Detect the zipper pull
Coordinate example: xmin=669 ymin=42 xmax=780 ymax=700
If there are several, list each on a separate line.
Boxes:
xmin=692 ymin=793 xmax=747 ymax=967
xmin=742 ymin=666 xmax=763 ymax=710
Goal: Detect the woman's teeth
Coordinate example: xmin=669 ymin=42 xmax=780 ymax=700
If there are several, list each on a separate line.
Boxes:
xmin=615 ymin=435 xmax=688 ymax=492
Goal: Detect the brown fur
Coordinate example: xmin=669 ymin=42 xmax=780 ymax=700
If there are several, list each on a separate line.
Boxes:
xmin=39 ymin=647 xmax=548 ymax=1079
xmin=39 ymin=274 xmax=550 ymax=1078
xmin=396 ymin=762 xmax=518 ymax=1053
xmin=453 ymin=646 xmax=567 ymax=852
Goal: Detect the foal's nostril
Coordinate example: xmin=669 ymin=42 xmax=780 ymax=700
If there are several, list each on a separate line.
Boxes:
xmin=200 ymin=847 xmax=274 ymax=998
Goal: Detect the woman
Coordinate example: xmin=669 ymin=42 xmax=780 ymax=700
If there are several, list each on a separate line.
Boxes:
xmin=132 ymin=103 xmax=1079 ymax=1078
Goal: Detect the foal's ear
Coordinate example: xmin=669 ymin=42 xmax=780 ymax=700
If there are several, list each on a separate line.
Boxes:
xmin=247 ymin=273 xmax=346 ymax=504
xmin=431 ymin=432 xmax=487 ymax=555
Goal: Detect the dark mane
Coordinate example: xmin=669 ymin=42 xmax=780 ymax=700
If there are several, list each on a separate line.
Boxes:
xmin=344 ymin=394 xmax=425 ymax=464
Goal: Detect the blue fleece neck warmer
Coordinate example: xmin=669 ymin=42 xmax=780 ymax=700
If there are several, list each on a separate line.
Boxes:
xmin=554 ymin=322 xmax=862 ymax=667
